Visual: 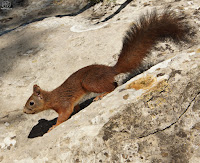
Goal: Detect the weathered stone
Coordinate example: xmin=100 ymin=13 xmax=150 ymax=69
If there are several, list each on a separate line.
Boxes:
xmin=0 ymin=0 xmax=200 ymax=162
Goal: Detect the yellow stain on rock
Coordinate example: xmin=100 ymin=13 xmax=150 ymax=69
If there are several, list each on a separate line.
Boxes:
xmin=196 ymin=48 xmax=200 ymax=54
xmin=139 ymin=79 xmax=170 ymax=109
xmin=126 ymin=75 xmax=156 ymax=90
xmin=32 ymin=60 xmax=37 ymax=63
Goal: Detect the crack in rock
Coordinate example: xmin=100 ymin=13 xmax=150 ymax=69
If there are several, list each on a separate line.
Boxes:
xmin=138 ymin=91 xmax=200 ymax=139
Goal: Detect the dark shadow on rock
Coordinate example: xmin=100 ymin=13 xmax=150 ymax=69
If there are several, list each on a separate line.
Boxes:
xmin=96 ymin=0 xmax=132 ymax=24
xmin=0 ymin=17 xmax=47 ymax=36
xmin=0 ymin=30 xmax=45 ymax=77
xmin=0 ymin=0 xmax=29 ymax=15
xmin=28 ymin=97 xmax=95 ymax=138
xmin=0 ymin=1 xmax=100 ymax=36
xmin=55 ymin=1 xmax=100 ymax=17
xmin=28 ymin=118 xmax=57 ymax=138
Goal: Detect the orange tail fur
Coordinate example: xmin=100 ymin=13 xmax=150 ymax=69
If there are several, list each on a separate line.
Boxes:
xmin=113 ymin=9 xmax=190 ymax=74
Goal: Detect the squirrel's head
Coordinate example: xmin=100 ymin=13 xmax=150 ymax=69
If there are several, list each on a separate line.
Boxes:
xmin=23 ymin=85 xmax=45 ymax=114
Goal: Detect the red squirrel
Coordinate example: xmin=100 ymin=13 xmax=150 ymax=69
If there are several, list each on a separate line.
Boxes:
xmin=24 ymin=9 xmax=190 ymax=132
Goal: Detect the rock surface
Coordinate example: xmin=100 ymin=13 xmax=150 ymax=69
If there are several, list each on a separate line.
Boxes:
xmin=0 ymin=0 xmax=200 ymax=162
xmin=0 ymin=0 xmax=89 ymax=34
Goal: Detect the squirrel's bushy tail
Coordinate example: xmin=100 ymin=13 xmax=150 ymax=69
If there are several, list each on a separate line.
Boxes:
xmin=113 ymin=8 xmax=191 ymax=74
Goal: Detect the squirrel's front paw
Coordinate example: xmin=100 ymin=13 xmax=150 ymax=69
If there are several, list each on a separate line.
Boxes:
xmin=47 ymin=125 xmax=56 ymax=133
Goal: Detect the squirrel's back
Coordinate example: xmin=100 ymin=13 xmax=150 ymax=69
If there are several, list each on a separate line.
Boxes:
xmin=113 ymin=8 xmax=191 ymax=74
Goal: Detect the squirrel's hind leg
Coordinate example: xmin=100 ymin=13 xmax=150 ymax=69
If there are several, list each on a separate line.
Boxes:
xmin=93 ymin=82 xmax=118 ymax=101
xmin=93 ymin=92 xmax=110 ymax=101
xmin=81 ymin=65 xmax=117 ymax=101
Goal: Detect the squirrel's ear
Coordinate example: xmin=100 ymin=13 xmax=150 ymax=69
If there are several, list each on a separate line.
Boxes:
xmin=33 ymin=84 xmax=41 ymax=95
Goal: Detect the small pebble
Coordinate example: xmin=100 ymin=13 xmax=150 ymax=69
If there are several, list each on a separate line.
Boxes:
xmin=4 ymin=122 xmax=9 ymax=127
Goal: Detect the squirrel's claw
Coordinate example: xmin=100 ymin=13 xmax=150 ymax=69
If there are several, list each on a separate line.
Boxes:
xmin=47 ymin=125 xmax=56 ymax=133
xmin=93 ymin=92 xmax=110 ymax=101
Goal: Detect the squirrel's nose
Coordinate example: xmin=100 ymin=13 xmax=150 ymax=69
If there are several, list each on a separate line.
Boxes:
xmin=23 ymin=107 xmax=27 ymax=113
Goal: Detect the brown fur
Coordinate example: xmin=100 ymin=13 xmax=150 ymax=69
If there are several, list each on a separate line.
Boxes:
xmin=113 ymin=9 xmax=190 ymax=73
xmin=24 ymin=8 xmax=191 ymax=132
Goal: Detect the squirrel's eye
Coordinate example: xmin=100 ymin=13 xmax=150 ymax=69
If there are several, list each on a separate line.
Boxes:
xmin=30 ymin=101 xmax=34 ymax=106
